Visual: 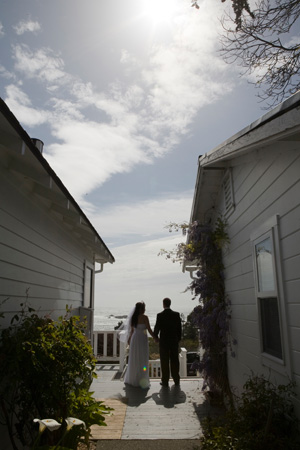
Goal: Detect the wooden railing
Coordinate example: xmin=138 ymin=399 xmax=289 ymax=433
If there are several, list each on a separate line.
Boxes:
xmin=93 ymin=330 xmax=187 ymax=378
xmin=93 ymin=330 xmax=120 ymax=362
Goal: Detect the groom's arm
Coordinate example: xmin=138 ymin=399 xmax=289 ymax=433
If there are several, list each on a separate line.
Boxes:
xmin=154 ymin=314 xmax=160 ymax=339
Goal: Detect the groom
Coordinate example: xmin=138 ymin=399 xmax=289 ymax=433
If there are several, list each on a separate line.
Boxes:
xmin=154 ymin=298 xmax=182 ymax=387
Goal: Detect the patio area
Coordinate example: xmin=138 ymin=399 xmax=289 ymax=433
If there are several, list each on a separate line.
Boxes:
xmin=90 ymin=364 xmax=223 ymax=446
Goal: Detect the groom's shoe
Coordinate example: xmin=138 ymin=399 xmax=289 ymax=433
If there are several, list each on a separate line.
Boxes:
xmin=160 ymin=382 xmax=169 ymax=387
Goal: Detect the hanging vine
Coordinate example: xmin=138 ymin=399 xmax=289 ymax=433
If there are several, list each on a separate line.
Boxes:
xmin=160 ymin=217 xmax=235 ymax=397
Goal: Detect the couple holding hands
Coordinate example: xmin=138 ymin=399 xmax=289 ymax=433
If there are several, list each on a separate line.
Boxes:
xmin=121 ymin=298 xmax=182 ymax=389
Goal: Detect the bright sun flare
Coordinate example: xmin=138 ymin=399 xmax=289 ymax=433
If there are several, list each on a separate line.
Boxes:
xmin=143 ymin=0 xmax=181 ymax=24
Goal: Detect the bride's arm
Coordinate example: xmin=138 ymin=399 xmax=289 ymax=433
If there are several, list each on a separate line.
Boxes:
xmin=145 ymin=316 xmax=158 ymax=341
xmin=128 ymin=326 xmax=134 ymax=345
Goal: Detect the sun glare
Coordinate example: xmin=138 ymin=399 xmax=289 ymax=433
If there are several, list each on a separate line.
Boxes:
xmin=142 ymin=0 xmax=181 ymax=25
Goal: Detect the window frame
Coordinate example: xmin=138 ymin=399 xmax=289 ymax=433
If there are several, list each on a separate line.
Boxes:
xmin=84 ymin=261 xmax=94 ymax=309
xmin=251 ymin=215 xmax=291 ymax=376
xmin=222 ymin=169 xmax=235 ymax=218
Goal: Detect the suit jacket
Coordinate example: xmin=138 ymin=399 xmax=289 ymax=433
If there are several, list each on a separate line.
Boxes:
xmin=154 ymin=308 xmax=182 ymax=346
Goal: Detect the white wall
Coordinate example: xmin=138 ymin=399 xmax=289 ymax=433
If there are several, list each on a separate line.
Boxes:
xmin=222 ymin=143 xmax=300 ymax=415
xmin=0 ymin=163 xmax=95 ymax=328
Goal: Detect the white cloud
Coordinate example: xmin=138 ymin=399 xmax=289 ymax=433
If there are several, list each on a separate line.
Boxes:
xmin=140 ymin=5 xmax=232 ymax=139
xmin=44 ymin=5 xmax=231 ymax=201
xmin=45 ymin=118 xmax=152 ymax=199
xmin=13 ymin=19 xmax=41 ymax=35
xmin=95 ymin=235 xmax=195 ymax=311
xmin=12 ymin=44 xmax=68 ymax=85
xmin=286 ymin=35 xmax=300 ymax=47
xmin=4 ymin=84 xmax=49 ymax=127
xmin=0 ymin=22 xmax=4 ymax=37
xmin=50 ymin=98 xmax=84 ymax=121
xmin=120 ymin=49 xmax=140 ymax=73
xmin=0 ymin=64 xmax=15 ymax=80
xmin=88 ymin=191 xmax=193 ymax=245
xmin=6 ymin=0 xmax=233 ymax=202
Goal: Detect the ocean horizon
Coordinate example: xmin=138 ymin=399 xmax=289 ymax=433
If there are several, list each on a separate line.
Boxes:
xmin=93 ymin=304 xmax=195 ymax=331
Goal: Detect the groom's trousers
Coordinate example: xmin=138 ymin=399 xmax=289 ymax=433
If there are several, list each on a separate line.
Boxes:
xmin=160 ymin=342 xmax=180 ymax=385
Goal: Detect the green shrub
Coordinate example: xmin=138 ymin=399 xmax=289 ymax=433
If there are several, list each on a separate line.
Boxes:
xmin=149 ymin=337 xmax=160 ymax=360
xmin=201 ymin=374 xmax=299 ymax=450
xmin=0 ymin=304 xmax=111 ymax=449
xmin=180 ymin=338 xmax=199 ymax=352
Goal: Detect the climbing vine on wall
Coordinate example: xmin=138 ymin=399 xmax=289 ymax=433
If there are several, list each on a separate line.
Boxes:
xmin=160 ymin=218 xmax=234 ymax=396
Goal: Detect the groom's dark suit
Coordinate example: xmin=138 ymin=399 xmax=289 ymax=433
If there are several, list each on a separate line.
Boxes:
xmin=154 ymin=308 xmax=182 ymax=386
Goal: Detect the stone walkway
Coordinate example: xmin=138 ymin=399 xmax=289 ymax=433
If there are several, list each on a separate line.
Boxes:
xmin=90 ymin=364 xmax=222 ymax=445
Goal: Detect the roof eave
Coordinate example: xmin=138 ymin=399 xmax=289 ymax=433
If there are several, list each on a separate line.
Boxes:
xmin=190 ymin=91 xmax=300 ymax=228
xmin=200 ymin=90 xmax=300 ymax=168
xmin=0 ymin=98 xmax=115 ymax=265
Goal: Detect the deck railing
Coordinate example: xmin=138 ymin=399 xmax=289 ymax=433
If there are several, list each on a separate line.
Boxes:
xmin=93 ymin=330 xmax=187 ymax=378
xmin=93 ymin=330 xmax=120 ymax=362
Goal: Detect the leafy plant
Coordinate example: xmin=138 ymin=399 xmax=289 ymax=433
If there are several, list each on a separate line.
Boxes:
xmin=160 ymin=218 xmax=234 ymax=397
xmin=201 ymin=374 xmax=300 ymax=449
xmin=191 ymin=0 xmax=254 ymax=29
xmin=0 ymin=304 xmax=111 ymax=449
xmin=182 ymin=312 xmax=199 ymax=341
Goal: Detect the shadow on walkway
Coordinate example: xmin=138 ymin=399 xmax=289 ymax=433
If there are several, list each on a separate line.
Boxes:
xmin=123 ymin=384 xmax=152 ymax=406
xmin=152 ymin=385 xmax=187 ymax=408
xmin=192 ymin=395 xmax=225 ymax=427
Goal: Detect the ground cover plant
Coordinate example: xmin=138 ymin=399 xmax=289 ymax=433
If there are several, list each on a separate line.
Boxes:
xmin=0 ymin=303 xmax=111 ymax=449
xmin=201 ymin=374 xmax=300 ymax=450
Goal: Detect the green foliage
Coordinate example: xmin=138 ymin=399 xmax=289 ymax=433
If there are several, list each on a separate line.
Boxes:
xmin=0 ymin=304 xmax=111 ymax=449
xmin=149 ymin=337 xmax=199 ymax=360
xmin=148 ymin=312 xmax=200 ymax=359
xmin=201 ymin=375 xmax=300 ymax=450
xmin=191 ymin=0 xmax=254 ymax=29
xmin=181 ymin=312 xmax=200 ymax=352
xmin=182 ymin=312 xmax=199 ymax=341
xmin=181 ymin=338 xmax=199 ymax=352
xmin=161 ymin=218 xmax=233 ymax=397
xmin=149 ymin=337 xmax=160 ymax=360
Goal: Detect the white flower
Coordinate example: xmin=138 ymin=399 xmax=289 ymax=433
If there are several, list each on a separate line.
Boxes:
xmin=65 ymin=417 xmax=86 ymax=430
xmin=33 ymin=418 xmax=61 ymax=433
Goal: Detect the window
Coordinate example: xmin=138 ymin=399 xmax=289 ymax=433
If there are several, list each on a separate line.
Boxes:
xmin=253 ymin=230 xmax=283 ymax=360
xmin=222 ymin=169 xmax=235 ymax=217
xmin=251 ymin=216 xmax=290 ymax=374
xmin=84 ymin=264 xmax=94 ymax=309
xmin=255 ymin=237 xmax=275 ymax=292
xmin=260 ymin=297 xmax=282 ymax=359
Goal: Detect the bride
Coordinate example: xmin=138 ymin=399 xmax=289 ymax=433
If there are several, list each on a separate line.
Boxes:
xmin=123 ymin=302 xmax=157 ymax=389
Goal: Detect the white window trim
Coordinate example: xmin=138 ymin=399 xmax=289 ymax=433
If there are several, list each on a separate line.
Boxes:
xmin=84 ymin=261 xmax=95 ymax=310
xmin=222 ymin=169 xmax=235 ymax=218
xmin=251 ymin=215 xmax=292 ymax=378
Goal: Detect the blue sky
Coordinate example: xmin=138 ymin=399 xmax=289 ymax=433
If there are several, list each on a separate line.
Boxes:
xmin=0 ymin=0 xmax=270 ymax=312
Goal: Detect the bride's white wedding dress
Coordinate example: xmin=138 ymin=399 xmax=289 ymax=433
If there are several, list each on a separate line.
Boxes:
xmin=124 ymin=324 xmax=150 ymax=389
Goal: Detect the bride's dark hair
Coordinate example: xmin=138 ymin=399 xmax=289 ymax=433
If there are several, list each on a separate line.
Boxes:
xmin=131 ymin=302 xmax=145 ymax=327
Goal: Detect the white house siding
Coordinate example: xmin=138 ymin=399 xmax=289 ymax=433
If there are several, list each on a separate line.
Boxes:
xmin=0 ymin=161 xmax=95 ymax=328
xmin=221 ymin=143 xmax=300 ymax=414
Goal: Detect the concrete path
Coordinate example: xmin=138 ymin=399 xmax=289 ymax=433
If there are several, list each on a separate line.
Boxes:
xmin=90 ymin=364 xmax=222 ymax=445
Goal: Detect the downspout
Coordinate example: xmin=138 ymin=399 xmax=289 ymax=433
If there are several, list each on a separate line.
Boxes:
xmin=95 ymin=263 xmax=104 ymax=274
xmin=92 ymin=262 xmax=104 ymax=353
xmin=185 ymin=266 xmax=199 ymax=280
